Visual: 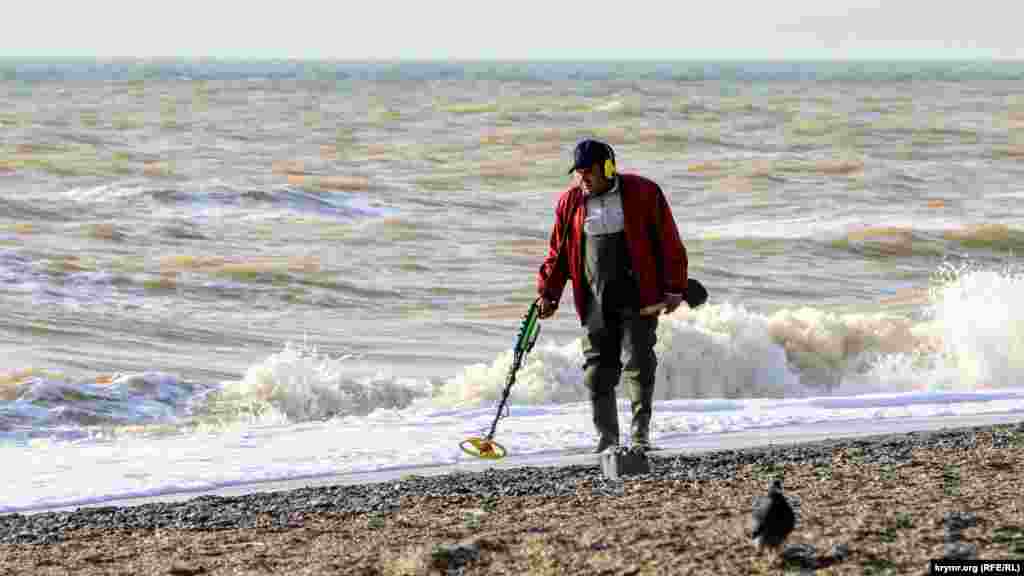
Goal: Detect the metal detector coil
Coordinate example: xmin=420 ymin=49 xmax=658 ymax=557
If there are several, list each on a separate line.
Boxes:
xmin=459 ymin=437 xmax=507 ymax=459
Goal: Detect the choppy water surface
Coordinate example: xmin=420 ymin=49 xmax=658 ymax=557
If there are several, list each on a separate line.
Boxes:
xmin=2 ymin=60 xmax=1024 ymax=511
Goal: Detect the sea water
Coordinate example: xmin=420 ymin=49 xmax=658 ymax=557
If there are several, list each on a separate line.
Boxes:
xmin=2 ymin=60 xmax=1024 ymax=513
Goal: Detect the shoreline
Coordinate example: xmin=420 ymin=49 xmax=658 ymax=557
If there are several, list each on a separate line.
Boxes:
xmin=12 ymin=411 xmax=1024 ymax=516
xmin=2 ymin=416 xmax=1023 ymax=574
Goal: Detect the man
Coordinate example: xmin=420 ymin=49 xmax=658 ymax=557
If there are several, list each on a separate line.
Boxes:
xmin=537 ymin=139 xmax=688 ymax=453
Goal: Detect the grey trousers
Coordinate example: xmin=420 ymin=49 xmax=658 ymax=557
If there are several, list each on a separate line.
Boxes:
xmin=582 ymin=310 xmax=658 ymax=442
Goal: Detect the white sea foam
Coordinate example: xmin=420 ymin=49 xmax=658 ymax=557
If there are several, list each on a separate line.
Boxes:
xmin=62 ymin=183 xmax=149 ymax=203
xmin=214 ymin=267 xmax=1024 ymax=420
xmin=930 ymin=264 xmax=1024 ymax=389
xmin=4 ymin=267 xmax=1017 ymax=435
xmin=209 ymin=341 xmax=431 ymax=424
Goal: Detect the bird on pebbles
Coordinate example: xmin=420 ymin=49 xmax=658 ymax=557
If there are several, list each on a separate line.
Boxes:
xmin=751 ymin=479 xmax=796 ymax=553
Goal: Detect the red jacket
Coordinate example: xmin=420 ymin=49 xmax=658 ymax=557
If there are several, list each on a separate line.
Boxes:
xmin=537 ymin=173 xmax=688 ymax=325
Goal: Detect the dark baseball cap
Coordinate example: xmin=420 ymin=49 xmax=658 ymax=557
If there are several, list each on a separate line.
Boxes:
xmin=568 ymin=139 xmax=614 ymax=174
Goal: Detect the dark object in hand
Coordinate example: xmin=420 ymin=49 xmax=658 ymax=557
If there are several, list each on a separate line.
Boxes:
xmin=686 ymin=278 xmax=708 ymax=309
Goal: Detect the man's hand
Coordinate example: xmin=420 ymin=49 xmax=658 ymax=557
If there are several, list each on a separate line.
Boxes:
xmin=663 ymin=293 xmax=685 ymax=314
xmin=538 ymin=298 xmax=558 ymax=319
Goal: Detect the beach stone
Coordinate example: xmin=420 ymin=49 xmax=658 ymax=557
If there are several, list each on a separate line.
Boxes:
xmin=167 ymin=563 xmax=207 ymax=575
xmin=943 ymin=511 xmax=978 ymax=542
xmin=829 ymin=543 xmax=850 ymax=561
xmin=601 ymin=446 xmax=650 ymax=479
xmin=590 ymin=478 xmax=626 ymax=498
xmin=944 ymin=542 xmax=977 ymax=560
xmin=430 ymin=539 xmax=482 ymax=574
xmin=782 ymin=543 xmax=816 ymax=567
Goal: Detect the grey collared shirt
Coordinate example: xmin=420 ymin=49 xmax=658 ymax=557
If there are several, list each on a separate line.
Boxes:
xmin=583 ymin=176 xmax=624 ymax=236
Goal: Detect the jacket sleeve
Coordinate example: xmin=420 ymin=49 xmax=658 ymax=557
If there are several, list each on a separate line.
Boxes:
xmin=653 ymin=186 xmax=688 ymax=296
xmin=537 ymin=193 xmax=572 ymax=302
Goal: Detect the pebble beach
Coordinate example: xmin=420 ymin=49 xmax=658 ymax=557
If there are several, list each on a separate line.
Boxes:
xmin=3 ymin=420 xmax=1022 ymax=575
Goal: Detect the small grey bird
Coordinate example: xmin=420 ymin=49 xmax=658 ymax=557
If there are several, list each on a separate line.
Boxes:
xmin=751 ymin=479 xmax=795 ymax=552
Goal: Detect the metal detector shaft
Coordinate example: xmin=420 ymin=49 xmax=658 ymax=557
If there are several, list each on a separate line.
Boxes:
xmin=484 ymin=352 xmax=522 ymax=440
xmin=482 ymin=298 xmax=542 ymax=441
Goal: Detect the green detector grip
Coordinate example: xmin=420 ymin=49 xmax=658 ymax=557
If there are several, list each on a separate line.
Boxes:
xmin=514 ymin=299 xmax=542 ymax=358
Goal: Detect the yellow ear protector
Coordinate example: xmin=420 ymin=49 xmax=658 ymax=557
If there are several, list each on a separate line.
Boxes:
xmin=602 ymin=143 xmax=616 ymax=179
xmin=603 ymin=158 xmax=616 ymax=179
